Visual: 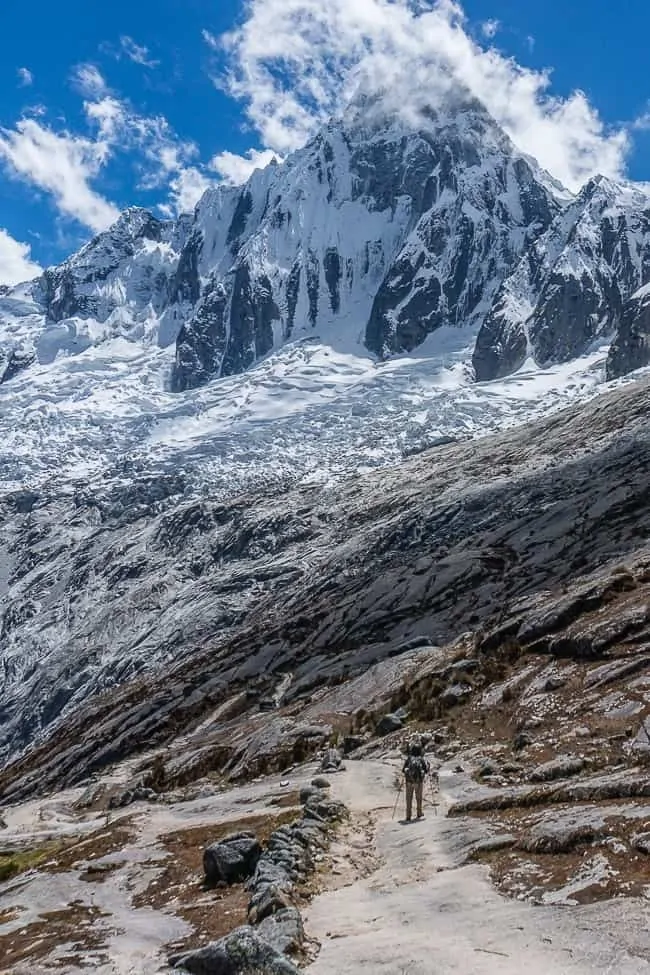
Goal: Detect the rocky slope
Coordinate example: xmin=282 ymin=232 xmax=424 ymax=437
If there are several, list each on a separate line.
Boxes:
xmin=1 ymin=375 xmax=649 ymax=796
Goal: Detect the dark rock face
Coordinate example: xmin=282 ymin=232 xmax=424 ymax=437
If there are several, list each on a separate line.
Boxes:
xmin=285 ymin=263 xmax=301 ymax=337
xmin=227 ymin=190 xmax=254 ymax=247
xmin=362 ymin=148 xmax=556 ymax=357
xmin=172 ymin=263 xmax=280 ymax=389
xmin=474 ymin=177 xmax=650 ymax=381
xmin=173 ymin=277 xmax=228 ymax=392
xmin=169 ymin=229 xmax=203 ymax=307
xmin=0 ymin=347 xmax=36 ymax=384
xmin=529 ymin=271 xmax=622 ymax=367
xmin=222 ymin=268 xmax=279 ymax=377
xmin=607 ymin=287 xmax=650 ymax=379
xmin=324 ymin=248 xmax=341 ymax=314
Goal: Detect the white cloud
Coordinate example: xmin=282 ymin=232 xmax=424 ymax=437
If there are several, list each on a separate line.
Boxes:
xmin=632 ymin=105 xmax=650 ymax=131
xmin=119 ymin=35 xmax=160 ymax=68
xmin=84 ymin=95 xmax=125 ymax=147
xmin=209 ymin=148 xmax=280 ymax=184
xmin=17 ymin=67 xmax=34 ymax=87
xmin=124 ymin=118 xmax=214 ymax=212
xmin=72 ymin=63 xmax=108 ymax=98
xmin=168 ymin=167 xmax=214 ymax=213
xmin=0 ymin=119 xmax=119 ymax=231
xmin=0 ymin=229 xmax=42 ymax=286
xmin=481 ymin=19 xmax=500 ymax=39
xmin=213 ymin=0 xmax=628 ymax=191
xmin=0 ymin=74 xmax=216 ymax=233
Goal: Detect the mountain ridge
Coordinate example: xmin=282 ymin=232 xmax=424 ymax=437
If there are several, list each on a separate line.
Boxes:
xmin=2 ymin=97 xmax=650 ymax=391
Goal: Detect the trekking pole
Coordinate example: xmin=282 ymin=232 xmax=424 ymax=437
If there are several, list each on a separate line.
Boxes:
xmin=428 ymin=774 xmax=439 ymax=816
xmin=392 ymin=779 xmax=404 ymax=820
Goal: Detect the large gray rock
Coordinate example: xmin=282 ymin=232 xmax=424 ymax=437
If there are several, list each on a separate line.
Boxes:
xmin=248 ymin=883 xmax=294 ymax=924
xmin=528 ymin=756 xmax=585 ymax=783
xmin=319 ymin=748 xmax=344 ymax=771
xmin=376 ymin=713 xmax=404 ymax=735
xmin=632 ymin=832 xmax=650 ymax=855
xmin=170 ymin=926 xmax=302 ymax=975
xmin=0 ymin=347 xmax=36 ymax=385
xmin=440 ymin=683 xmax=472 ymax=707
xmin=203 ymin=832 xmax=262 ymax=885
xmin=256 ymin=908 xmax=304 ymax=956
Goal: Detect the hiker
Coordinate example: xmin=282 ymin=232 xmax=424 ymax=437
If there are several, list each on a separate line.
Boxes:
xmin=402 ymin=738 xmax=430 ymax=821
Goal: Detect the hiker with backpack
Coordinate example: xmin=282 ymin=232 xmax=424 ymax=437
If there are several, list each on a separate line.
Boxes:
xmin=402 ymin=737 xmax=430 ymax=821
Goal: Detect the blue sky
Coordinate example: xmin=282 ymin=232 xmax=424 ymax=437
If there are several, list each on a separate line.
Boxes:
xmin=1 ymin=0 xmax=650 ymax=283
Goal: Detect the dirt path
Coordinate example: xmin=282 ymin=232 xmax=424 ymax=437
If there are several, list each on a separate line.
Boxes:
xmin=305 ymin=759 xmax=650 ymax=974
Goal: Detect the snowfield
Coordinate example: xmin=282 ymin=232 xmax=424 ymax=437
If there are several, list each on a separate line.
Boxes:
xmin=0 ymin=322 xmax=632 ymax=496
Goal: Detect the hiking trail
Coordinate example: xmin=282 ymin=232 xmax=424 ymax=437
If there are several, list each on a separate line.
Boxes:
xmin=305 ymin=758 xmax=650 ymax=974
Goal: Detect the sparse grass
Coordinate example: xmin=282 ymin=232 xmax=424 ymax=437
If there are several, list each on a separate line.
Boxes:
xmin=0 ymin=843 xmax=61 ymax=882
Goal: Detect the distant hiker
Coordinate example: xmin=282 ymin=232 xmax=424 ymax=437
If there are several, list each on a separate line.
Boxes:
xmin=402 ymin=738 xmax=430 ymax=821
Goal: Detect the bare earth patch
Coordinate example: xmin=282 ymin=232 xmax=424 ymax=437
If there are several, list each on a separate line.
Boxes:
xmin=0 ymin=903 xmax=111 ymax=969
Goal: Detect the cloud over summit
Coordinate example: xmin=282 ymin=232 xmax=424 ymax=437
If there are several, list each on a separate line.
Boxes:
xmin=216 ymin=0 xmax=628 ymax=192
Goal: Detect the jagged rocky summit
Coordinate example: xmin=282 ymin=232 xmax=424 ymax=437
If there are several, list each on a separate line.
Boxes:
xmin=473 ymin=176 xmax=650 ymax=381
xmin=4 ymin=90 xmax=650 ymax=392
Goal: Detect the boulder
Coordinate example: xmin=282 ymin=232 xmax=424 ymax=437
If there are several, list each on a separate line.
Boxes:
xmin=256 ymin=908 xmax=304 ymax=956
xmin=342 ymin=735 xmax=367 ymax=754
xmin=299 ymin=786 xmax=321 ymax=804
xmin=528 ymin=756 xmax=585 ymax=783
xmin=447 ymin=658 xmax=480 ymax=677
xmin=304 ymin=795 xmax=346 ymax=822
xmin=107 ymin=785 xmax=158 ymax=809
xmin=170 ymin=926 xmax=302 ymax=975
xmin=512 ymin=732 xmax=533 ymax=752
xmin=632 ymin=832 xmax=650 ymax=855
xmin=376 ymin=713 xmax=404 ymax=735
xmin=204 ymin=832 xmax=262 ymax=885
xmin=310 ymin=776 xmax=331 ymax=789
xmin=477 ymin=761 xmax=500 ymax=779
xmin=319 ymin=748 xmax=344 ymax=772
xmin=519 ymin=821 xmax=598 ymax=855
xmin=248 ymin=883 xmax=294 ymax=924
xmin=439 ymin=684 xmax=472 ymax=707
